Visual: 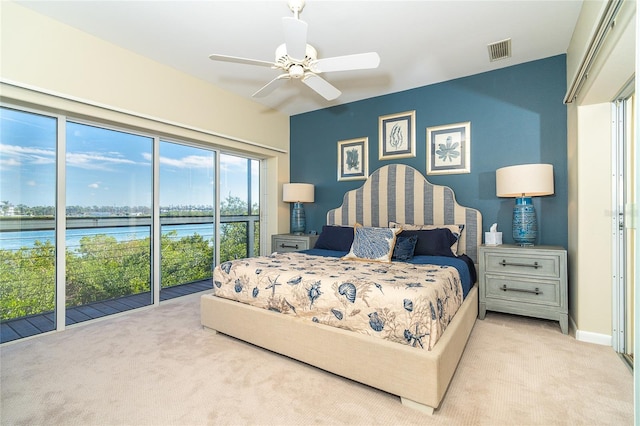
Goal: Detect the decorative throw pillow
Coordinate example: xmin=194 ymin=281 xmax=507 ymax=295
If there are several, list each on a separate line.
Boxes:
xmin=342 ymin=224 xmax=402 ymax=263
xmin=314 ymin=225 xmax=354 ymax=251
xmin=392 ymin=234 xmax=418 ymax=261
xmin=389 ymin=222 xmax=464 ymax=255
xmin=397 ymin=228 xmax=459 ymax=257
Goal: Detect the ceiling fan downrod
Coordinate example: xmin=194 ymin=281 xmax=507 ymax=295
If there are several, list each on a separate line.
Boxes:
xmin=288 ymin=0 xmax=305 ymax=19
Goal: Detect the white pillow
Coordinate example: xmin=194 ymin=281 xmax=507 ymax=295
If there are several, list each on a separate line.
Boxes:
xmin=342 ymin=224 xmax=402 ymax=263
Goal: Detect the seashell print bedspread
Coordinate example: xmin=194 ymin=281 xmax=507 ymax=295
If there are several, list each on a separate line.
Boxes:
xmin=213 ymin=252 xmax=464 ymax=350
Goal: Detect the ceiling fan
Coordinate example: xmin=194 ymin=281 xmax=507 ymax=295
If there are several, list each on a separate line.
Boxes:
xmin=208 ymin=0 xmax=380 ymax=101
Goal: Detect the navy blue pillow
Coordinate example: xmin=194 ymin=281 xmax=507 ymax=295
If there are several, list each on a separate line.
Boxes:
xmin=314 ymin=225 xmax=354 ymax=252
xmin=392 ymin=234 xmax=418 ymax=261
xmin=399 ymin=228 xmax=458 ymax=257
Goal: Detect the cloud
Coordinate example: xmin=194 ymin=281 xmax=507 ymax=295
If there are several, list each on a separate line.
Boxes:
xmin=148 ymin=152 xmax=213 ymax=169
xmin=0 ymin=144 xmax=56 ymax=169
xmin=0 ymin=144 xmax=55 ymax=157
xmin=219 ymin=155 xmax=248 ymax=172
xmin=0 ymin=158 xmax=20 ymax=167
xmin=0 ymin=143 xmax=148 ymax=172
xmin=66 ymin=151 xmax=138 ymax=171
xmin=26 ymin=180 xmax=36 ymax=186
xmin=88 ymin=182 xmax=100 ymax=189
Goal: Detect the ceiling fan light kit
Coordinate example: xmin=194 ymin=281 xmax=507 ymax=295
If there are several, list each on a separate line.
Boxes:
xmin=209 ymin=0 xmax=380 ymax=101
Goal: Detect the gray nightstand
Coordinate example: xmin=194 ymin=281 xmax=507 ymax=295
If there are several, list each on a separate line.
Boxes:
xmin=478 ymin=244 xmax=568 ymax=334
xmin=271 ymin=233 xmax=319 ymax=253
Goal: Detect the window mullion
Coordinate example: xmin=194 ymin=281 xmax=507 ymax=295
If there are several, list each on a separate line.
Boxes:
xmin=152 ymin=136 xmax=161 ymax=305
xmin=214 ymin=152 xmax=221 ymax=267
xmin=55 ymin=116 xmax=66 ymax=332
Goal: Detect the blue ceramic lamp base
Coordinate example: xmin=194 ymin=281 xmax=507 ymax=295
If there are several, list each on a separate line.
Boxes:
xmin=512 ymin=197 xmax=537 ymax=246
xmin=291 ymin=202 xmax=306 ymax=235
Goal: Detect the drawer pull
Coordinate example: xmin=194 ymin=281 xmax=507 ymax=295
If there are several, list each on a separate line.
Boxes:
xmin=280 ymin=243 xmax=299 ymax=249
xmin=500 ymin=285 xmax=541 ymax=295
xmin=499 ymin=260 xmax=540 ymax=269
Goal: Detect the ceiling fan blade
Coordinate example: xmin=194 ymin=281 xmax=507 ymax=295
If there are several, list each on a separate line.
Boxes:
xmin=209 ymin=54 xmax=275 ymax=68
xmin=302 ymin=73 xmax=341 ymax=101
xmin=282 ymin=16 xmax=308 ymax=61
xmin=252 ymin=74 xmax=290 ymax=98
xmin=311 ymin=52 xmax=380 ymax=73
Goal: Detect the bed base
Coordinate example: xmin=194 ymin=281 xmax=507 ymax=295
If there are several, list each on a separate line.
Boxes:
xmin=201 ymin=285 xmax=478 ymax=414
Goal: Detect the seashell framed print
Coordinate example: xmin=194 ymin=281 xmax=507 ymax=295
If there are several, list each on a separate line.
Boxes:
xmin=426 ymin=121 xmax=471 ymax=175
xmin=338 ymin=137 xmax=369 ymax=181
xmin=378 ymin=110 xmax=416 ymax=160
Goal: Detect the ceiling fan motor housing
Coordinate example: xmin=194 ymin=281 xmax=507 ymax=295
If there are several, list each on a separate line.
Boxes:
xmin=275 ymin=43 xmax=318 ymax=77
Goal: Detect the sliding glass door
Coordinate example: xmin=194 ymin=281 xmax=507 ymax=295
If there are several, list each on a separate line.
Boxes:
xmin=159 ymin=141 xmax=215 ymax=291
xmin=613 ymin=91 xmax=636 ymax=366
xmin=219 ymin=153 xmax=260 ymax=262
xmin=621 ymin=94 xmax=635 ymax=365
xmin=0 ymin=104 xmax=264 ymax=342
xmin=65 ymin=122 xmax=153 ymax=324
xmin=0 ymin=108 xmax=58 ymax=339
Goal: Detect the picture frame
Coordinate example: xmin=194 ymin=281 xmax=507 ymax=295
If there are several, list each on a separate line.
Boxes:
xmin=337 ymin=137 xmax=368 ymax=181
xmin=378 ymin=110 xmax=416 ymax=160
xmin=426 ymin=121 xmax=471 ymax=175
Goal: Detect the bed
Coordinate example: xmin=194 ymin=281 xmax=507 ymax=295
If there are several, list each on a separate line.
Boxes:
xmin=201 ymin=164 xmax=482 ymax=414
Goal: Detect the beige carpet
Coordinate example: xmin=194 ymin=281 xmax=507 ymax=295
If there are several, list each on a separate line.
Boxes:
xmin=0 ymin=291 xmax=633 ymax=426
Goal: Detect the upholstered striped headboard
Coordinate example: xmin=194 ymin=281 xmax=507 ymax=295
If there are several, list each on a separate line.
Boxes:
xmin=327 ymin=164 xmax=482 ymax=263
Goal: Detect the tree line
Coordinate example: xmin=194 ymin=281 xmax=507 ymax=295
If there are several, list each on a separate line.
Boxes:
xmin=2 ymin=194 xmax=256 ymax=218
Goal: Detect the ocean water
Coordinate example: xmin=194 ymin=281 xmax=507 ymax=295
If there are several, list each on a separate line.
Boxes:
xmin=0 ymin=224 xmax=214 ymax=251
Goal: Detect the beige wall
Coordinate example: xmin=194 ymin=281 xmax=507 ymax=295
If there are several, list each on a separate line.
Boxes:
xmin=0 ymin=1 xmax=293 ymax=247
xmin=566 ymin=0 xmax=636 ymax=340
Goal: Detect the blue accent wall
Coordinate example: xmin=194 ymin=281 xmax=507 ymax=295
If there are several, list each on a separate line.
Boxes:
xmin=290 ymin=55 xmax=567 ymax=249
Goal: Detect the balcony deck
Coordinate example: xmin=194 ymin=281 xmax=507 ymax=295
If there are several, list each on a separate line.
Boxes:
xmin=0 ymin=279 xmax=212 ymax=343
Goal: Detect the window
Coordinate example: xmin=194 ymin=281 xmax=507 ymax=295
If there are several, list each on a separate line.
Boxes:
xmin=65 ymin=122 xmax=153 ymax=324
xmin=0 ymin=105 xmax=263 ymax=342
xmin=0 ymin=108 xmax=57 ymax=338
xmin=219 ymin=153 xmax=260 ymax=261
xmin=159 ymin=141 xmax=215 ymax=290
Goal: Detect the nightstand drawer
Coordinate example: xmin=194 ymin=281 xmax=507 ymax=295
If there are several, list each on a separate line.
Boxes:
xmin=273 ymin=237 xmax=308 ymax=252
xmin=483 ymin=252 xmax=560 ymax=278
xmin=272 ymin=235 xmax=318 ymax=252
xmin=485 ymin=275 xmax=560 ymax=307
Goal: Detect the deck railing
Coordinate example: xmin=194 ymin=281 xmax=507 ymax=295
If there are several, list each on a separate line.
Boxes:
xmin=0 ymin=215 xmax=259 ymax=326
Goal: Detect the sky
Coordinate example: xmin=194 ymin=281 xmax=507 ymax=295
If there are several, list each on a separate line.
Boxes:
xmin=0 ymin=107 xmax=258 ymax=208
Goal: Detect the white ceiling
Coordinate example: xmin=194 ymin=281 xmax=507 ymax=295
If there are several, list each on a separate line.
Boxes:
xmin=16 ymin=0 xmax=583 ymax=116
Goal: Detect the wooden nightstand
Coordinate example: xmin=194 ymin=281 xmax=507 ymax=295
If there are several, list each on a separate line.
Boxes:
xmin=271 ymin=233 xmax=319 ymax=253
xmin=478 ymin=244 xmax=568 ymax=334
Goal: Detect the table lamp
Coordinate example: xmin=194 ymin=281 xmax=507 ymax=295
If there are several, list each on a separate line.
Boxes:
xmin=283 ymin=183 xmax=314 ymax=235
xmin=496 ymin=164 xmax=554 ymax=246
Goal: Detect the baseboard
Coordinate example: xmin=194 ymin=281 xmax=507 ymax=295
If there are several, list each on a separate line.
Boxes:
xmin=575 ymin=329 xmax=612 ymax=346
xmin=569 ymin=316 xmax=612 ymax=346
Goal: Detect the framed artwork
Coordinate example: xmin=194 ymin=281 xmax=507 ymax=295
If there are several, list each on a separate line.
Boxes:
xmin=426 ymin=121 xmax=471 ymax=175
xmin=338 ymin=137 xmax=368 ymax=181
xmin=378 ymin=110 xmax=416 ymax=160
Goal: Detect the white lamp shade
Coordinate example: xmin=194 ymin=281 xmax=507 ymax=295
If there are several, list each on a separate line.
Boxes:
xmin=496 ymin=164 xmax=554 ymax=197
xmin=283 ymin=183 xmax=314 ymax=203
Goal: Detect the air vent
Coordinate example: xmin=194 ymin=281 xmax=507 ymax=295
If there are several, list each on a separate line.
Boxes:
xmin=487 ymin=38 xmax=512 ymax=62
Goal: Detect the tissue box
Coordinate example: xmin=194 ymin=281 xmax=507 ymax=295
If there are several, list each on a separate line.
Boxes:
xmin=485 ymin=232 xmax=502 ymax=245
